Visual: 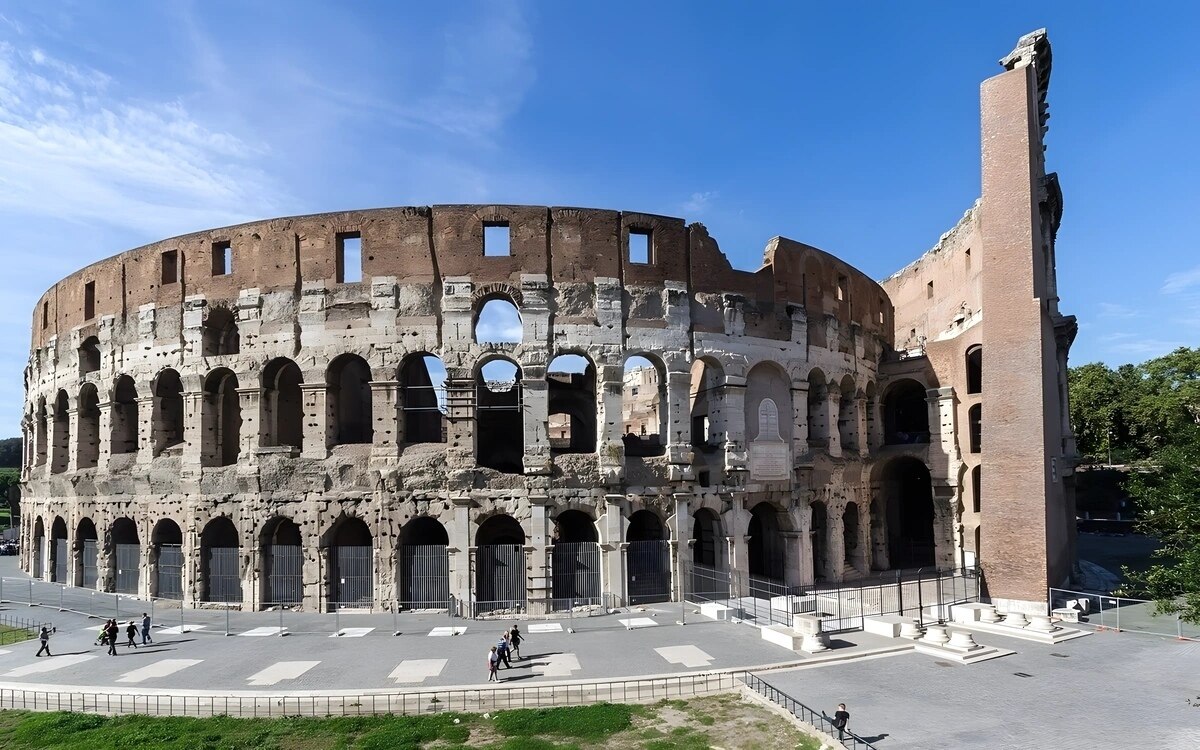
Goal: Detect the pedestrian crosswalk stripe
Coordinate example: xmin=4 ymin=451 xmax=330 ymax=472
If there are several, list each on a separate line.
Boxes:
xmin=388 ymin=659 xmax=447 ymax=684
xmin=3 ymin=653 xmax=97 ymax=677
xmin=533 ymin=653 xmax=580 ymax=678
xmin=247 ymin=661 xmax=319 ymax=686
xmin=116 ymin=658 xmax=203 ymax=684
xmin=528 ymin=623 xmax=563 ymax=633
xmin=239 ymin=626 xmax=286 ymax=637
xmin=655 ymin=645 xmax=713 ymax=668
xmin=158 ymin=625 xmax=207 ymax=635
xmin=427 ymin=627 xmax=467 ymax=637
xmin=331 ymin=627 xmax=374 ymax=638
xmin=619 ymin=617 xmax=658 ymax=629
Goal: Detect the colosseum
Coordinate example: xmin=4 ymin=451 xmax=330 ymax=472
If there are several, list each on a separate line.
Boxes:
xmin=18 ymin=30 xmax=1075 ymax=617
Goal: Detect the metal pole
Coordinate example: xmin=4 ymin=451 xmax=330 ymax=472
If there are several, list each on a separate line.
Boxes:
xmin=59 ymin=584 xmax=64 ymax=611
xmin=114 ymin=592 xmax=119 ymax=621
xmin=180 ymin=601 xmax=185 ymax=633
xmin=29 ymin=579 xmax=33 ymax=605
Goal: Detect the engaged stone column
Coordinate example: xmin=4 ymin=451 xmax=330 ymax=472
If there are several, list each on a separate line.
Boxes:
xmin=300 ymin=384 xmax=329 ymax=460
xmin=369 ymin=380 xmax=401 ymax=463
xmin=855 ymin=395 xmax=870 ymax=455
xmin=236 ymin=387 xmax=262 ymax=470
xmin=97 ymin=400 xmax=113 ymax=469
xmin=181 ymin=390 xmax=204 ymax=471
xmin=448 ymin=495 xmax=472 ymax=611
xmin=601 ymin=494 xmax=626 ymax=606
xmin=666 ymin=369 xmax=692 ymax=471
xmin=527 ymin=497 xmax=551 ymax=613
xmin=522 ymin=373 xmax=551 ymax=475
xmin=791 ymin=381 xmax=810 ymax=455
xmin=722 ymin=376 xmax=747 ymax=474
xmin=824 ymin=390 xmax=841 ymax=459
xmin=66 ymin=407 xmax=81 ymax=473
xmin=672 ymin=492 xmax=692 ymax=600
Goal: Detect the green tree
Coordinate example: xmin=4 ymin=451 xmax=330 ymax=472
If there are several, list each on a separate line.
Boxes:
xmin=1068 ymin=362 xmax=1120 ymax=460
xmin=0 ymin=437 xmax=20 ymax=468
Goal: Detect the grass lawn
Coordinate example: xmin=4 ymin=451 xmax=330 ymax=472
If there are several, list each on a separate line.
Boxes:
xmin=0 ymin=624 xmax=36 ymax=646
xmin=0 ymin=694 xmax=822 ymax=749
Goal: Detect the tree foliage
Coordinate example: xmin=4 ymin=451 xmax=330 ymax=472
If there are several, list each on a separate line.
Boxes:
xmin=0 ymin=438 xmax=20 ymax=468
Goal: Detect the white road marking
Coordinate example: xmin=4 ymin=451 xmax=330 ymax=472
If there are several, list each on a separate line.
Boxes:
xmin=246 ymin=661 xmax=320 ymax=686
xmin=0 ymin=649 xmax=11 ymax=656
xmin=331 ymin=627 xmax=374 ymax=638
xmin=528 ymin=623 xmax=563 ymax=633
xmin=655 ymin=645 xmax=714 ymax=668
xmin=116 ymin=658 xmax=203 ymax=683
xmin=427 ymin=627 xmax=467 ymax=637
xmin=533 ymin=653 xmax=580 ymax=678
xmin=619 ymin=617 xmax=658 ymax=629
xmin=388 ymin=659 xmax=448 ymax=684
xmin=239 ymin=627 xmax=286 ymax=637
xmin=158 ymin=625 xmax=207 ymax=635
xmin=4 ymin=653 xmax=97 ymax=677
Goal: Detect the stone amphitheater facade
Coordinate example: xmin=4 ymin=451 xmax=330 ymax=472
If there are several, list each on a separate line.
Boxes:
xmin=18 ymin=30 xmax=1077 ymax=615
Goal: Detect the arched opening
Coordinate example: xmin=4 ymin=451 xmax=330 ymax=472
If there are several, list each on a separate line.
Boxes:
xmin=548 ymin=354 xmax=596 ymax=454
xmin=748 ymin=502 xmax=786 ymax=594
xmin=77 ymin=384 xmax=100 ymax=469
xmin=475 ymin=514 xmax=526 ymax=613
xmin=870 ymin=493 xmax=888 ymax=571
xmin=328 ymin=354 xmax=373 ymax=446
xmin=477 ymin=359 xmax=523 ymax=473
xmin=400 ymin=354 xmax=447 ymax=444
xmin=34 ymin=397 xmax=47 ymax=466
xmin=971 ymin=465 xmax=982 ymax=514
xmin=261 ymin=358 xmax=303 ymax=449
xmin=881 ymin=457 xmax=936 ymax=569
xmin=966 ymin=345 xmax=982 ymax=395
xmin=838 ymin=377 xmax=860 ymax=452
xmin=152 ymin=369 xmax=184 ymax=456
xmin=974 ymin=525 xmax=982 ymax=566
xmin=807 ymin=370 xmax=830 ymax=449
xmin=689 ymin=359 xmax=724 ymax=486
xmin=399 ymin=517 xmax=450 ymax=609
xmin=474 ymin=297 xmax=523 ymax=344
xmin=202 ymin=368 xmax=241 ymax=467
xmin=690 ymin=507 xmax=729 ymax=599
xmin=32 ymin=517 xmax=45 ymax=579
xmin=111 ymin=375 xmax=138 ymax=455
xmin=78 ymin=336 xmax=100 ymax=376
xmin=811 ymin=502 xmax=828 ymax=581
xmin=551 ymin=509 xmax=600 ymax=606
xmin=627 ymin=510 xmax=670 ymax=605
xmin=51 ymin=390 xmax=69 ymax=474
xmin=622 ymin=355 xmax=666 ymax=459
xmin=327 ymin=516 xmax=373 ymax=609
xmin=883 ymin=379 xmax=929 ymax=445
xmin=151 ymin=519 xmax=183 ymax=599
xmin=200 ymin=516 xmax=241 ymax=603
xmin=76 ymin=518 xmax=98 ymax=589
xmin=50 ymin=516 xmax=68 ymax=583
xmin=843 ymin=502 xmax=864 ymax=574
xmin=260 ymin=517 xmax=303 ymax=607
xmin=110 ymin=517 xmax=140 ymax=594
xmin=201 ymin=307 xmax=239 ymax=356
xmin=746 ymin=362 xmax=792 ymax=480
xmin=968 ymin=404 xmax=981 ymax=454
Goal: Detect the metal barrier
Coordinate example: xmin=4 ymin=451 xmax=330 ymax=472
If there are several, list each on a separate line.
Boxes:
xmin=1049 ymin=587 xmax=1200 ymax=641
xmin=740 ymin=671 xmax=878 ymax=749
xmin=0 ymin=612 xmax=51 ymax=646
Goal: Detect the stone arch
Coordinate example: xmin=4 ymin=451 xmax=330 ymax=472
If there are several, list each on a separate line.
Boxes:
xmin=202 ymin=368 xmax=241 ymax=467
xmin=400 ymin=353 xmax=446 ymax=444
xmin=324 ymin=514 xmax=373 ymax=608
xmin=109 ymin=516 xmax=140 ymax=594
xmin=327 ymin=354 xmax=373 ymax=446
xmin=199 ymin=516 xmax=242 ymax=603
xmin=971 ymin=464 xmax=982 ymax=514
xmin=398 ymin=516 xmax=450 ymax=608
xmin=152 ymin=368 xmax=185 ymax=456
xmin=262 ymin=357 xmax=303 ymax=449
xmin=622 ymin=353 xmax=666 ymax=458
xmin=551 ymin=509 xmax=601 ymax=605
xmin=75 ymin=517 xmax=99 ymax=589
xmin=883 ymin=379 xmax=929 ymax=445
xmin=966 ymin=344 xmax=982 ymax=394
xmin=31 ymin=516 xmax=45 ymax=579
xmin=548 ymin=353 xmax=596 ymax=455
xmin=748 ymin=501 xmax=787 ymax=585
xmin=878 ymin=457 xmax=936 ymax=569
xmin=968 ymin=404 xmax=982 ymax=454
xmin=626 ymin=508 xmax=670 ymax=605
xmin=76 ymin=383 xmax=100 ymax=469
xmin=476 ymin=357 xmax=523 ymax=473
xmin=50 ymin=390 xmax=69 ymax=474
xmin=50 ymin=515 xmax=68 ymax=582
xmin=843 ymin=500 xmax=867 ymax=574
xmin=474 ymin=294 xmax=523 ymax=345
xmin=34 ymin=396 xmax=47 ymax=466
xmin=110 ymin=375 xmax=138 ymax=455
xmin=78 ymin=335 xmax=100 ymax=376
xmin=150 ymin=518 xmax=184 ymax=599
xmin=201 ymin=306 xmax=239 ymax=356
xmin=259 ymin=515 xmax=303 ymax=606
xmin=810 ymin=501 xmax=829 ymax=581
xmin=692 ymin=506 xmax=725 ymax=569
xmin=475 ymin=514 xmax=527 ymax=611
xmin=746 ymin=361 xmax=792 ymax=480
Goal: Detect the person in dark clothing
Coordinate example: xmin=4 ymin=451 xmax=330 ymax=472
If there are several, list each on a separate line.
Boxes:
xmin=496 ymin=633 xmax=512 ymax=668
xmin=125 ymin=621 xmax=138 ymax=648
xmin=509 ymin=624 xmax=522 ymax=660
xmin=35 ymin=627 xmax=51 ymax=657
xmin=141 ymin=613 xmax=153 ymax=645
xmin=832 ymin=703 xmax=851 ymax=741
xmin=106 ymin=621 xmax=120 ymax=655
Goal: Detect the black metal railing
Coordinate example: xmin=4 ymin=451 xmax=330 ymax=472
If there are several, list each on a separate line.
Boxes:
xmin=739 ymin=671 xmax=879 ymax=749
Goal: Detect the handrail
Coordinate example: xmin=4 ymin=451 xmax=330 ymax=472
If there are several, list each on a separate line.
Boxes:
xmin=738 ymin=671 xmax=879 ymax=750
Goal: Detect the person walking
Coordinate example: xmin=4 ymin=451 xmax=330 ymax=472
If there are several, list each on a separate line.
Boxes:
xmin=125 ymin=621 xmax=138 ymax=648
xmin=496 ymin=633 xmax=512 ymax=669
xmin=831 ymin=703 xmax=851 ymax=742
xmin=106 ymin=621 xmax=120 ymax=656
xmin=95 ymin=621 xmax=109 ymax=647
xmin=141 ymin=613 xmax=153 ymax=645
xmin=509 ymin=624 xmax=522 ymax=660
xmin=487 ymin=646 xmax=500 ymax=682
xmin=35 ymin=626 xmax=52 ymax=657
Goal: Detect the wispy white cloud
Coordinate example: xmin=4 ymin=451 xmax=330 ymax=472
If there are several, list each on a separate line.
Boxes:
xmin=1102 ymin=332 xmax=1186 ymax=357
xmin=1161 ymin=265 xmax=1200 ymax=294
xmin=1096 ymin=302 xmax=1140 ymax=319
xmin=682 ymin=191 xmax=717 ymax=215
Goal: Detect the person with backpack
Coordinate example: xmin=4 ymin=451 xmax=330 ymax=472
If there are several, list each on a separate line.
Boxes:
xmin=35 ymin=626 xmax=52 ymax=657
xmin=496 ymin=633 xmax=512 ymax=669
xmin=509 ymin=624 xmax=522 ymax=660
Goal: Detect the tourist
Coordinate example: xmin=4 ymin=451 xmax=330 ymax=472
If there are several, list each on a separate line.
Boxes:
xmin=141 ymin=613 xmax=153 ymax=645
xmin=95 ymin=620 xmax=110 ymax=647
xmin=125 ymin=621 xmax=138 ymax=648
xmin=487 ymin=646 xmax=500 ymax=682
xmin=106 ymin=621 xmax=120 ymax=656
xmin=496 ymin=633 xmax=512 ymax=669
xmin=509 ymin=624 xmax=522 ymax=660
xmin=35 ymin=626 xmax=52 ymax=657
xmin=831 ymin=703 xmax=851 ymax=741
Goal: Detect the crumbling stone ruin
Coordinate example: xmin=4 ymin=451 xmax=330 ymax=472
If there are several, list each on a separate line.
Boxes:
xmin=19 ymin=30 xmax=1075 ymax=615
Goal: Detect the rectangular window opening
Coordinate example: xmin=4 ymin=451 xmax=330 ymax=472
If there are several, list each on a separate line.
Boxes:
xmin=877 ymin=297 xmax=885 ymax=325
xmin=629 ymin=229 xmax=651 ymax=265
xmin=483 ymin=223 xmax=511 ymax=257
xmin=212 ymin=241 xmax=232 ymax=276
xmin=161 ymin=250 xmax=179 ymax=285
xmin=836 ymin=275 xmax=848 ymax=302
xmin=926 ymin=280 xmax=935 ymax=299
xmin=84 ymin=281 xmax=96 ymax=320
xmin=337 ymin=232 xmax=363 ymax=283
xmin=42 ymin=301 xmax=49 ymax=330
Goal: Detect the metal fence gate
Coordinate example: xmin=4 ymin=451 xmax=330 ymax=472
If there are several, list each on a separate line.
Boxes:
xmin=81 ymin=540 xmax=98 ymax=589
xmin=332 ymin=545 xmax=373 ymax=608
xmin=156 ymin=544 xmax=184 ymax=600
xmin=265 ymin=545 xmax=303 ymax=605
xmin=115 ymin=543 xmax=140 ymax=594
xmin=33 ymin=537 xmax=44 ymax=579
xmin=689 ymin=563 xmax=731 ymax=602
xmin=627 ymin=540 xmax=671 ymax=605
xmin=400 ymin=545 xmax=449 ymax=609
xmin=53 ymin=538 xmax=67 ymax=583
xmin=205 ymin=546 xmax=242 ymax=603
xmin=476 ymin=544 xmax=526 ymax=613
xmin=551 ymin=542 xmax=601 ymax=607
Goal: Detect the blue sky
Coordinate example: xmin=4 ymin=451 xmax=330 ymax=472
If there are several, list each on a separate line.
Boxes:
xmin=0 ymin=2 xmax=1197 ymax=435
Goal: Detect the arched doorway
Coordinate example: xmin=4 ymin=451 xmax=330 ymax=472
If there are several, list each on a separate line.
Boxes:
xmin=50 ymin=516 xmax=68 ymax=583
xmin=32 ymin=517 xmax=45 ymax=579
xmin=327 ymin=516 xmax=373 ymax=609
xmin=883 ymin=379 xmax=929 ymax=445
xmin=110 ymin=517 xmax=140 ymax=594
xmin=627 ymin=510 xmax=670 ymax=605
xmin=262 ymin=358 xmax=303 ymax=449
xmin=475 ymin=515 xmax=526 ymax=614
xmin=76 ymin=518 xmax=99 ymax=589
xmin=548 ymin=355 xmax=597 ymax=455
xmin=399 ymin=517 xmax=450 ymax=610
xmin=691 ymin=507 xmax=729 ymax=599
xmin=151 ymin=519 xmax=184 ymax=600
xmin=551 ymin=509 xmax=600 ymax=607
xmin=327 ymin=355 xmax=373 ymax=445
xmin=843 ymin=502 xmax=864 ymax=574
xmin=882 ymin=458 xmax=936 ymax=569
xmin=200 ymin=517 xmax=242 ymax=603
xmin=748 ymin=502 xmax=786 ymax=596
xmin=476 ymin=359 xmax=523 ymax=473
xmin=260 ymin=517 xmax=303 ymax=607
xmin=202 ymin=368 xmax=241 ymax=467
